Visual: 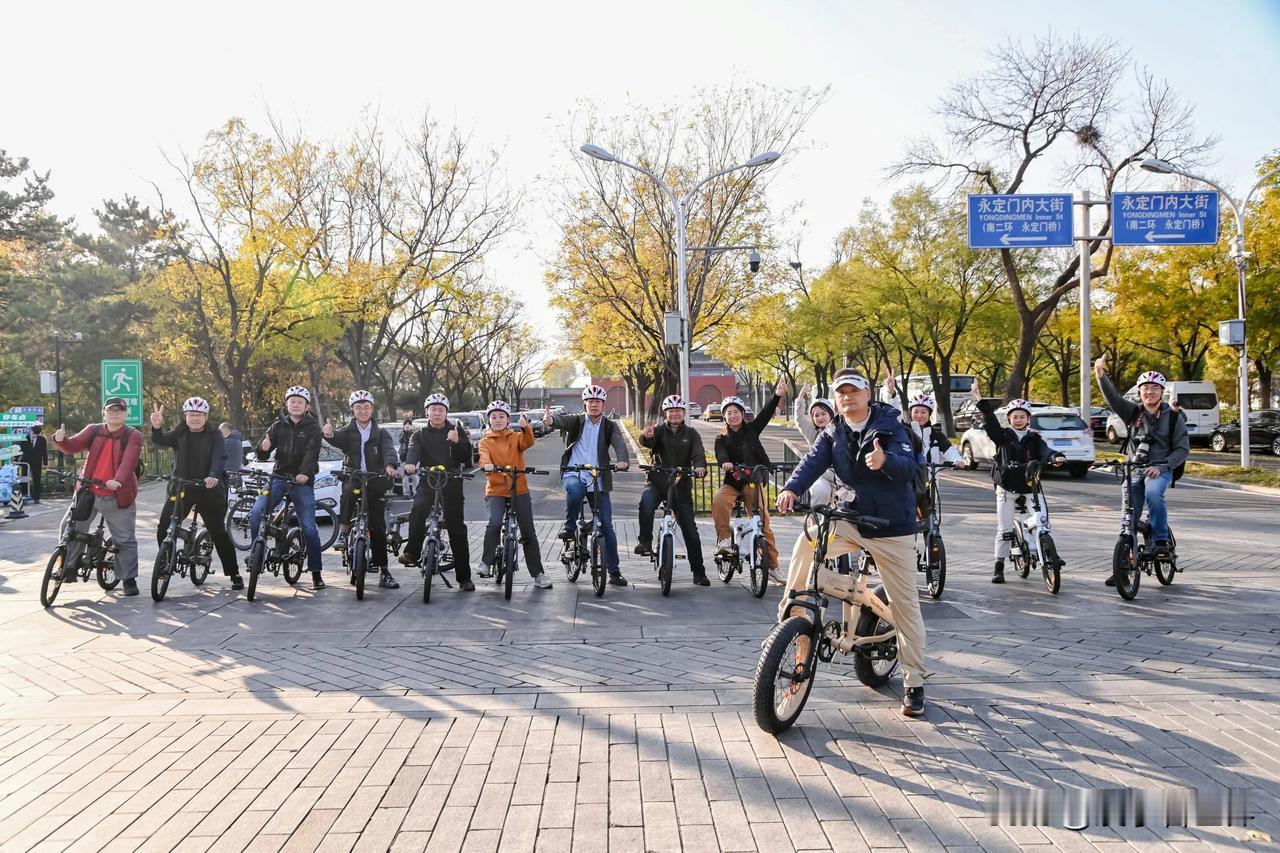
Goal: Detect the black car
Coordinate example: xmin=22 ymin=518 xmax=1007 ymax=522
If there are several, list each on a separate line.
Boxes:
xmin=953 ymin=398 xmax=1004 ymax=431
xmin=1208 ymin=409 xmax=1280 ymax=455
xmin=1089 ymin=406 xmax=1110 ymax=439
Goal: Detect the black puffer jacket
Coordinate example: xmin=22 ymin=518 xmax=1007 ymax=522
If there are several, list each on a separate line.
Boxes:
xmin=256 ymin=411 xmax=323 ymax=480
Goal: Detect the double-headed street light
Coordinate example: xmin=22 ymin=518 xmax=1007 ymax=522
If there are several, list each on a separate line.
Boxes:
xmin=1141 ymin=157 xmax=1280 ymax=468
xmin=580 ymin=143 xmax=781 ymax=402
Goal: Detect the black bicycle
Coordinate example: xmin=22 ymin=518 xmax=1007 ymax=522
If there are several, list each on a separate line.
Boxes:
xmin=561 ymin=464 xmax=618 ymax=598
xmin=1093 ymin=459 xmax=1179 ymax=600
xmin=41 ymin=477 xmax=121 ymax=608
xmin=491 ymin=466 xmax=548 ymax=600
xmin=226 ymin=470 xmax=339 ymax=551
xmin=245 ymin=472 xmax=306 ymax=601
xmin=918 ymin=462 xmax=951 ymax=598
xmin=338 ymin=469 xmax=389 ymax=601
xmin=638 ymin=464 xmax=699 ymax=596
xmin=412 ymin=465 xmax=472 ymax=604
xmin=715 ymin=464 xmax=773 ymax=598
xmin=753 ymin=503 xmax=893 ymax=734
xmin=152 ymin=476 xmax=214 ymax=602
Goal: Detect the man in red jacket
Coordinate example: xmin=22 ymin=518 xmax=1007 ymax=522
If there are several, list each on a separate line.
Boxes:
xmin=51 ymin=397 xmax=144 ymax=595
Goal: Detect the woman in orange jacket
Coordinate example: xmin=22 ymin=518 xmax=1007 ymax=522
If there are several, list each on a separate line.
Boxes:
xmin=477 ymin=401 xmax=551 ymax=588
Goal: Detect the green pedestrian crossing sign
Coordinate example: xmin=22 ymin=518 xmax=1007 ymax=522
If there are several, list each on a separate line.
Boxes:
xmin=101 ymin=359 xmax=144 ymax=426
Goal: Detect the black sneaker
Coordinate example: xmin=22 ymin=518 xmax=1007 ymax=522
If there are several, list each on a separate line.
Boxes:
xmin=609 ymin=574 xmax=628 ymax=587
xmin=1104 ymin=574 xmax=1118 ymax=587
xmin=398 ymin=552 xmax=419 ymax=567
xmin=991 ymin=560 xmax=1005 ymax=584
xmin=312 ymin=573 xmax=326 ymax=591
xmin=558 ymin=527 xmax=574 ymax=541
xmin=692 ymin=574 xmax=711 ymax=587
xmin=123 ymin=579 xmax=139 ymax=596
xmin=334 ymin=531 xmax=348 ymax=551
xmin=379 ymin=571 xmax=400 ymax=590
xmin=230 ymin=574 xmax=244 ymax=591
xmin=459 ymin=581 xmax=475 ymax=592
xmin=902 ymin=686 xmax=925 ymax=717
xmin=633 ymin=542 xmax=653 ymax=557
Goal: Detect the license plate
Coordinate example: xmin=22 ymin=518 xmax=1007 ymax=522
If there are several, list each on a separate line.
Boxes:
xmin=1053 ymin=439 xmax=1072 ymax=446
xmin=1186 ymin=424 xmax=1196 ymax=432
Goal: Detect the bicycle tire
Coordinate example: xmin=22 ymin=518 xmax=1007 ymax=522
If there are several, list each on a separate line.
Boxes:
xmin=283 ymin=529 xmax=304 ymax=586
xmin=315 ymin=506 xmax=339 ymax=551
xmin=927 ymin=535 xmax=946 ymax=599
xmin=41 ymin=546 xmax=67 ymax=608
xmin=352 ymin=536 xmax=368 ymax=601
xmin=591 ymin=536 xmax=606 ymax=598
xmin=227 ymin=503 xmax=253 ymax=551
xmin=1011 ymin=526 xmax=1031 ymax=578
xmin=749 ymin=535 xmax=767 ymax=598
xmin=190 ymin=530 xmax=212 ymax=586
xmin=1154 ymin=534 xmax=1176 ymax=585
xmin=1038 ymin=531 xmax=1061 ymax=595
xmin=247 ymin=539 xmax=265 ymax=601
xmin=1112 ymin=537 xmax=1140 ymax=600
xmin=717 ymin=555 xmax=734 ymax=583
xmin=566 ymin=529 xmax=584 ymax=582
xmin=503 ymin=536 xmax=516 ymax=601
xmin=96 ymin=545 xmax=119 ymax=590
xmin=659 ymin=533 xmax=674 ymax=597
xmin=422 ymin=539 xmax=437 ymax=604
xmin=752 ymin=616 xmax=818 ymax=734
xmin=852 ymin=587 xmax=899 ymax=689
xmin=151 ymin=542 xmax=173 ymax=602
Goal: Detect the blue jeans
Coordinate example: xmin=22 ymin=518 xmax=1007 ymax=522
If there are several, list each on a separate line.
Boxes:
xmin=250 ymin=480 xmax=324 ymax=573
xmin=1132 ymin=470 xmax=1173 ymax=541
xmin=563 ymin=476 xmax=620 ymax=574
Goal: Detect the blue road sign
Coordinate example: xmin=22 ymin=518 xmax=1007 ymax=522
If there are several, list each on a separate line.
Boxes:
xmin=1112 ymin=191 xmax=1219 ymax=246
xmin=968 ymin=194 xmax=1073 ymax=249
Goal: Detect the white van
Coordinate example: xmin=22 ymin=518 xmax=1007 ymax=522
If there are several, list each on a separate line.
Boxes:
xmin=1105 ymin=380 xmax=1219 ymax=445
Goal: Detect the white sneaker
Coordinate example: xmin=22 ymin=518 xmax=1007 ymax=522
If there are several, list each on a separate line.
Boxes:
xmin=768 ymin=567 xmax=786 ymax=585
xmin=478 ymin=565 xmax=494 ymax=579
xmin=716 ymin=539 xmax=733 ymax=556
xmin=533 ymin=573 xmax=552 ymax=589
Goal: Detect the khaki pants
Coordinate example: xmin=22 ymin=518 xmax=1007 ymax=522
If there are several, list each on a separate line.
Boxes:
xmin=712 ymin=484 xmax=779 ymax=567
xmin=778 ymin=519 xmax=927 ymax=688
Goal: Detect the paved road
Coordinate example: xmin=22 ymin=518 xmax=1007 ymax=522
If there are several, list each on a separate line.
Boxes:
xmin=1 ymin=432 xmax=1278 ymax=850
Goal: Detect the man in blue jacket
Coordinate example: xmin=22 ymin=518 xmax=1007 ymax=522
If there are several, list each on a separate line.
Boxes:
xmin=774 ymin=367 xmax=929 ymax=717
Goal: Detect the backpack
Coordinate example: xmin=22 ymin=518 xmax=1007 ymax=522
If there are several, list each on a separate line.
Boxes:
xmin=90 ymin=424 xmax=145 ymax=480
xmin=1167 ymin=409 xmax=1185 ymax=485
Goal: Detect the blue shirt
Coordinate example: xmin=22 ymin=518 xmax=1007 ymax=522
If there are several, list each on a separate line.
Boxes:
xmin=567 ymin=415 xmax=602 ymax=485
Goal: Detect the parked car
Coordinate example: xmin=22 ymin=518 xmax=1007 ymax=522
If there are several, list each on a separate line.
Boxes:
xmin=688 ymin=402 xmax=702 ymax=419
xmin=704 ymin=402 xmax=723 ymax=422
xmin=952 ymin=397 xmax=1004 ymax=432
xmin=1106 ymin=380 xmax=1219 ymax=446
xmin=1088 ymin=407 xmax=1110 ymax=439
xmin=960 ymin=404 xmax=1095 ymax=478
xmin=524 ymin=409 xmax=551 ymax=437
xmin=1208 ymin=409 xmax=1280 ymax=455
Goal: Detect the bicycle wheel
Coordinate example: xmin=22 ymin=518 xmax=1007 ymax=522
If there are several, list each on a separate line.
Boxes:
xmin=41 ymin=546 xmax=67 ymax=608
xmin=96 ymin=546 xmax=120 ymax=590
xmin=1155 ymin=548 xmax=1176 ymax=586
xmin=658 ymin=533 xmax=674 ymax=597
xmin=591 ymin=536 xmax=606 ymax=598
xmin=852 ymin=587 xmax=900 ymax=689
xmin=190 ymin=530 xmax=212 ymax=586
xmin=503 ymin=536 xmax=516 ymax=601
xmin=565 ymin=531 xmax=584 ymax=582
xmin=151 ymin=542 xmax=173 ymax=602
xmin=752 ymin=616 xmax=818 ymax=734
xmin=926 ymin=535 xmax=946 ymax=599
xmin=717 ymin=554 xmax=734 ymax=583
xmin=422 ymin=539 xmax=437 ymax=605
xmin=283 ymin=529 xmax=304 ymax=586
xmin=227 ymin=504 xmax=252 ymax=551
xmin=1038 ymin=531 xmax=1061 ymax=595
xmin=1112 ymin=537 xmax=1140 ymax=600
xmin=1011 ymin=527 xmax=1031 ymax=578
xmin=749 ymin=535 xmax=768 ymax=598
xmin=247 ymin=539 xmax=265 ymax=601
xmin=352 ymin=537 xmax=368 ymax=601
xmin=315 ymin=506 xmax=339 ymax=550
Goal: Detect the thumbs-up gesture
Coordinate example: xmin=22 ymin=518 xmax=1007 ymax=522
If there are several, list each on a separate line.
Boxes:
xmin=518 ymin=415 xmax=529 ymax=429
xmin=447 ymin=422 xmax=460 ymax=443
xmin=970 ymin=380 xmax=982 ymax=402
xmin=866 ymin=436 xmax=887 ymax=472
xmin=260 ymin=433 xmax=272 ymax=452
xmin=1093 ymin=354 xmax=1108 ymax=379
xmin=322 ymin=418 xmax=334 ymax=439
xmin=54 ymin=423 xmax=67 ymax=443
xmin=543 ymin=409 xmax=553 ymax=426
xmin=775 ymin=377 xmax=788 ymax=397
xmin=150 ymin=404 xmax=164 ymax=429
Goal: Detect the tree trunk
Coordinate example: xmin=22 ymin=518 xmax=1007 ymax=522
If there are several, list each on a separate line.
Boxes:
xmin=1256 ymin=357 xmax=1274 ymax=409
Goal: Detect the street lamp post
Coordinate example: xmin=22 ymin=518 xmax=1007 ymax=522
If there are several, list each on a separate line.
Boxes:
xmin=51 ymin=331 xmax=83 ymax=471
xmin=1141 ymin=158 xmax=1280 ymax=468
xmin=580 ymin=144 xmax=781 ymax=402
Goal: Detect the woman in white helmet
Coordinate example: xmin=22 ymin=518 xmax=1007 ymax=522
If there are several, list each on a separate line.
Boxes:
xmin=636 ymin=395 xmax=709 ymax=584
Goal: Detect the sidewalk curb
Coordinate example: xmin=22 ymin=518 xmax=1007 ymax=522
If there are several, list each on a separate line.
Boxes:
xmin=1179 ymin=475 xmax=1280 ymax=496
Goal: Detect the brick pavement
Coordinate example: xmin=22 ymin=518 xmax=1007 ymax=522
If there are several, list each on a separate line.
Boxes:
xmin=0 ymin=484 xmax=1278 ymax=851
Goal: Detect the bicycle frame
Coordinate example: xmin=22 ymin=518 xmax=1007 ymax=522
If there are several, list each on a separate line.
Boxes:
xmin=731 ymin=466 xmax=771 ymax=561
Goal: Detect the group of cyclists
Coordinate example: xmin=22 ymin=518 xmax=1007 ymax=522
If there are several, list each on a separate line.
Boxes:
xmin=45 ymin=357 xmax=1188 ymax=718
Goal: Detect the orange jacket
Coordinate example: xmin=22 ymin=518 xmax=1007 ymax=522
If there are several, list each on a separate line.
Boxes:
xmin=478 ymin=425 xmax=536 ymax=496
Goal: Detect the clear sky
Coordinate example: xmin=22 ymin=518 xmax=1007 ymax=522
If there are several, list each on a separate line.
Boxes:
xmin=6 ymin=0 xmax=1279 ymax=354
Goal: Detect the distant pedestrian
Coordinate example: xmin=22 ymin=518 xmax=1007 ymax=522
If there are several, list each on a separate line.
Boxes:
xmin=219 ymin=422 xmax=244 ymax=476
xmin=19 ymin=425 xmax=48 ymax=504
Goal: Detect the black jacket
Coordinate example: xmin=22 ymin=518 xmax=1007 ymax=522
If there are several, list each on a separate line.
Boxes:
xmin=406 ymin=420 xmax=472 ymax=494
xmin=19 ymin=434 xmax=47 ymax=468
xmin=549 ymin=413 xmax=629 ymax=492
xmin=256 ymin=411 xmax=323 ymax=479
xmin=151 ymin=424 xmax=226 ymax=483
xmin=976 ymin=399 xmax=1060 ymax=493
xmin=640 ymin=422 xmax=707 ymax=492
xmin=327 ymin=418 xmax=399 ymax=473
xmin=714 ymin=393 xmax=780 ymax=491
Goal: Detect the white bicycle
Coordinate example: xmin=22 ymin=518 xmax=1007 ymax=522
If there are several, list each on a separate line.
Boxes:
xmin=714 ymin=465 xmax=773 ymax=598
xmin=1004 ymin=461 xmax=1063 ymax=594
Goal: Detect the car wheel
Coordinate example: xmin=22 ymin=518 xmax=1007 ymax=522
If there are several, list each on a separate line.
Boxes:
xmin=1107 ymin=426 xmax=1120 ymax=445
xmin=1211 ymin=433 xmax=1228 ymax=453
xmin=1271 ymin=436 xmax=1280 ymax=456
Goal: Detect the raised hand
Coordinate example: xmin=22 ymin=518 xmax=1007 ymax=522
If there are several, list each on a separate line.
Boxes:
xmin=970 ymin=381 xmax=982 ymax=402
xmin=260 ymin=433 xmax=272 ymax=452
xmin=1094 ymin=355 xmax=1108 ymax=379
xmin=447 ymin=422 xmax=460 ymax=443
xmin=866 ymin=436 xmax=886 ymax=472
xmin=642 ymin=422 xmax=655 ymax=440
xmin=775 ymin=377 xmax=788 ymax=397
xmin=883 ymin=369 xmax=897 ymax=398
xmin=518 ymin=415 xmax=529 ymax=429
xmin=321 ymin=418 xmax=334 ymax=439
xmin=150 ymin=404 xmax=164 ymax=429
xmin=54 ymin=423 xmax=67 ymax=443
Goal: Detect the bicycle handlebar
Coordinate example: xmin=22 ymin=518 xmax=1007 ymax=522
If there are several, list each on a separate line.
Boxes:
xmin=562 ymin=464 xmax=623 ymax=474
xmin=799 ymin=502 xmax=889 ymax=529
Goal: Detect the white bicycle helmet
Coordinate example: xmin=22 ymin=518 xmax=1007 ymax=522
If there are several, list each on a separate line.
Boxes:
xmin=908 ymin=394 xmax=935 ymax=413
xmin=721 ymin=395 xmax=746 ymax=413
xmin=809 ymin=398 xmax=835 ymax=416
xmin=182 ymin=397 xmax=210 ymax=414
xmin=1007 ymin=399 xmax=1033 ymax=415
xmin=424 ymin=393 xmax=449 ymax=410
xmin=348 ymin=389 xmax=375 ymax=408
xmin=581 ymin=384 xmax=608 ymax=401
xmin=1137 ymin=370 xmax=1167 ymax=388
xmin=285 ymin=385 xmax=311 ymax=403
xmin=661 ymin=394 xmax=687 ymax=412
xmin=485 ymin=400 xmax=511 ymax=416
